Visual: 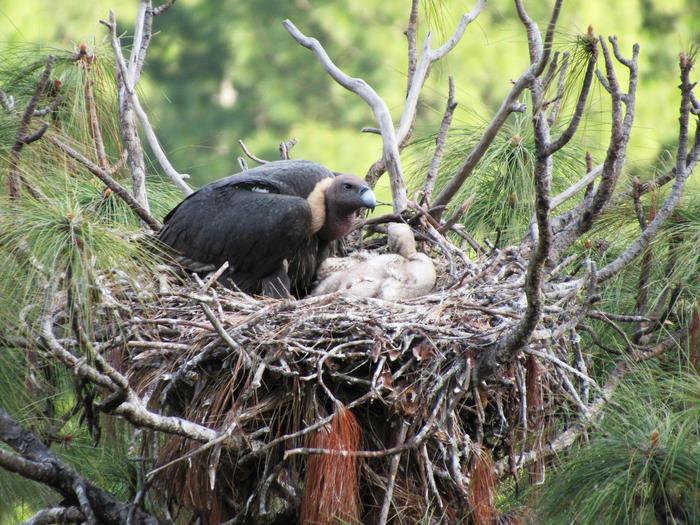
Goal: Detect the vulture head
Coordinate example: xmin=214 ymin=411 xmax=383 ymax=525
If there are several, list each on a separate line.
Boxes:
xmin=316 ymin=174 xmax=376 ymax=242
xmin=387 ymin=223 xmax=417 ymax=259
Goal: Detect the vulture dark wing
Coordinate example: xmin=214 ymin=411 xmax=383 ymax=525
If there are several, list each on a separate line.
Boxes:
xmin=158 ymin=185 xmax=315 ymax=293
xmin=208 ymin=160 xmax=334 ymax=197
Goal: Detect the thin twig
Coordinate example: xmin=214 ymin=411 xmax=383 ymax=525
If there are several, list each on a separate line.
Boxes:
xmin=423 ymin=76 xmax=457 ymax=206
xmin=48 ymin=136 xmax=161 ymax=230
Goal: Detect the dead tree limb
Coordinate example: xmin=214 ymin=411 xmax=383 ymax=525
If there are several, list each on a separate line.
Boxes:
xmin=596 ymin=53 xmax=697 ymax=281
xmin=7 ymin=56 xmax=54 ymax=199
xmin=395 ymin=0 xmax=485 ymax=148
xmin=423 ymin=76 xmax=458 ymax=206
xmin=476 ymin=0 xmax=566 ymax=379
xmin=48 ymin=136 xmax=161 ymax=230
xmin=366 ymin=0 xmax=485 ymax=188
xmin=101 ymin=6 xmax=193 ymax=205
xmin=283 ymin=19 xmax=408 ymax=212
xmin=550 ymin=37 xmax=639 ymax=259
xmin=0 ymin=409 xmax=160 ymax=525
xmin=405 ymin=0 xmax=420 ymax=93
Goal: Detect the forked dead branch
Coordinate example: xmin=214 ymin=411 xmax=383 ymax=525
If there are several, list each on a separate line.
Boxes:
xmin=0 ymin=0 xmax=698 ymax=524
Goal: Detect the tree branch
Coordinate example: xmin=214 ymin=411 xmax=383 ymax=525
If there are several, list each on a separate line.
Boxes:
xmin=0 ymin=409 xmax=160 ymax=525
xmin=366 ymin=0 xmax=484 ymax=188
xmin=283 ymin=19 xmax=408 ymax=212
xmin=423 ymin=76 xmax=457 ymax=206
xmin=8 ymin=56 xmax=54 ymax=199
xmin=476 ymin=0 xmax=561 ymax=379
xmin=596 ymin=52 xmax=695 ymax=281
xmin=405 ymin=0 xmax=420 ymax=93
xmin=430 ymin=0 xmax=563 ymax=215
xmin=396 ymin=0 xmax=485 ymax=146
xmin=48 ymin=137 xmax=161 ymax=230
xmin=550 ymin=37 xmax=639 ymax=259
xmin=545 ymin=40 xmax=598 ymax=155
xmin=153 ymin=0 xmax=177 ymax=16
xmin=22 ymin=507 xmax=84 ymax=525
xmin=101 ymin=11 xmax=193 ymax=197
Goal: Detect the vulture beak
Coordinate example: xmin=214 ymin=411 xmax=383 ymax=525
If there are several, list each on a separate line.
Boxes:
xmin=359 ymin=186 xmax=377 ymax=210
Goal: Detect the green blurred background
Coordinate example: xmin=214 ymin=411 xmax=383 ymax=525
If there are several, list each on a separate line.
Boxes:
xmin=0 ymin=2 xmax=699 ymax=521
xmin=1 ymin=0 xmax=697 ymax=189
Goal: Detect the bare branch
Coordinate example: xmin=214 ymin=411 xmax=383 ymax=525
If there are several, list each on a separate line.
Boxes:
xmin=284 ymin=19 xmax=408 ymax=212
xmin=550 ymin=38 xmax=639 ymax=259
xmin=378 ymin=421 xmax=409 ymax=525
xmin=476 ymin=0 xmax=570 ymax=378
xmin=396 ymin=0 xmax=485 ymax=146
xmin=8 ymin=56 xmax=54 ymax=199
xmin=101 ymin=11 xmax=192 ymax=197
xmin=631 ymin=176 xmax=647 ymax=229
xmin=367 ymin=0 xmax=484 ymax=190
xmin=514 ymin=0 xmax=542 ymax=64
xmin=100 ymin=13 xmax=150 ymax=211
xmin=22 ymin=507 xmax=84 ymax=525
xmin=49 ymin=136 xmax=162 ymax=230
xmin=405 ymin=0 xmax=420 ymax=92
xmin=0 ymin=408 xmax=159 ymax=525
xmin=432 ymin=83 xmax=531 ymax=213
xmin=597 ymin=52 xmax=695 ymax=281
xmin=551 ymin=163 xmax=603 ymax=210
xmin=438 ymin=193 xmax=475 ymax=234
xmin=431 ymin=0 xmax=564 ymax=215
xmin=423 ymin=76 xmax=457 ymax=206
xmin=238 ymin=139 xmax=269 ymax=164
xmin=546 ymin=52 xmax=568 ymax=125
xmin=545 ymin=41 xmax=598 ymax=155
xmin=131 ymin=94 xmax=193 ymax=194
xmin=632 ymin=176 xmax=653 ymax=317
xmin=153 ymin=0 xmax=177 ymax=16
xmin=279 ymin=138 xmax=297 ymax=160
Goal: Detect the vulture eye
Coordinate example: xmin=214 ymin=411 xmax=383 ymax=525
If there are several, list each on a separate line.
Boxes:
xmin=342 ymin=183 xmax=353 ymax=190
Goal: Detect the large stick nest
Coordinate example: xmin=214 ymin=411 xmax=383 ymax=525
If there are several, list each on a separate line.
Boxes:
xmin=88 ymin=232 xmax=589 ymax=524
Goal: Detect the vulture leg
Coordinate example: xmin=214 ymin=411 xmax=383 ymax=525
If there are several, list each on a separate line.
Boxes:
xmin=260 ymin=262 xmax=292 ymax=299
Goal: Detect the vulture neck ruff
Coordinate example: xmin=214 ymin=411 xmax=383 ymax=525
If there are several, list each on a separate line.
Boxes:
xmin=307 ymin=177 xmax=334 ymax=234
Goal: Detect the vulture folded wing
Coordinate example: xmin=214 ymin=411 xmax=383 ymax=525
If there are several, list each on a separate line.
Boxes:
xmin=207 ymin=160 xmax=334 ymax=197
xmin=159 ymin=187 xmax=315 ymax=293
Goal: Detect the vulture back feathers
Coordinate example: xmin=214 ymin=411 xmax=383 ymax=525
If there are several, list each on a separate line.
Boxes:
xmin=158 ymin=160 xmax=376 ymax=297
xmin=312 ymin=223 xmax=436 ymax=300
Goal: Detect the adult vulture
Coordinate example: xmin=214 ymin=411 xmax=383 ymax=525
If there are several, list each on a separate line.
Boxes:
xmin=158 ymin=160 xmax=376 ymax=297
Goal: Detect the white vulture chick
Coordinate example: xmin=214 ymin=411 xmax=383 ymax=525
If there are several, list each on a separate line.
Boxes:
xmin=312 ymin=223 xmax=436 ymax=300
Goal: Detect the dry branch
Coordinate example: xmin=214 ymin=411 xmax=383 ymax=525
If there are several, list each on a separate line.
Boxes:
xmin=7 ymin=56 xmax=55 ymax=200
xmin=284 ymin=20 xmax=407 ymax=212
xmin=0 ymin=409 xmax=159 ymax=525
xmin=48 ymin=136 xmax=161 ymax=230
xmin=367 ymin=0 xmax=484 ymax=190
xmin=101 ymin=7 xmax=193 ymax=204
xmin=550 ymin=37 xmax=639 ymax=259
xmin=423 ymin=76 xmax=458 ymax=206
xmin=596 ymin=52 xmax=696 ymax=281
xmin=476 ymin=0 xmax=565 ymax=378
